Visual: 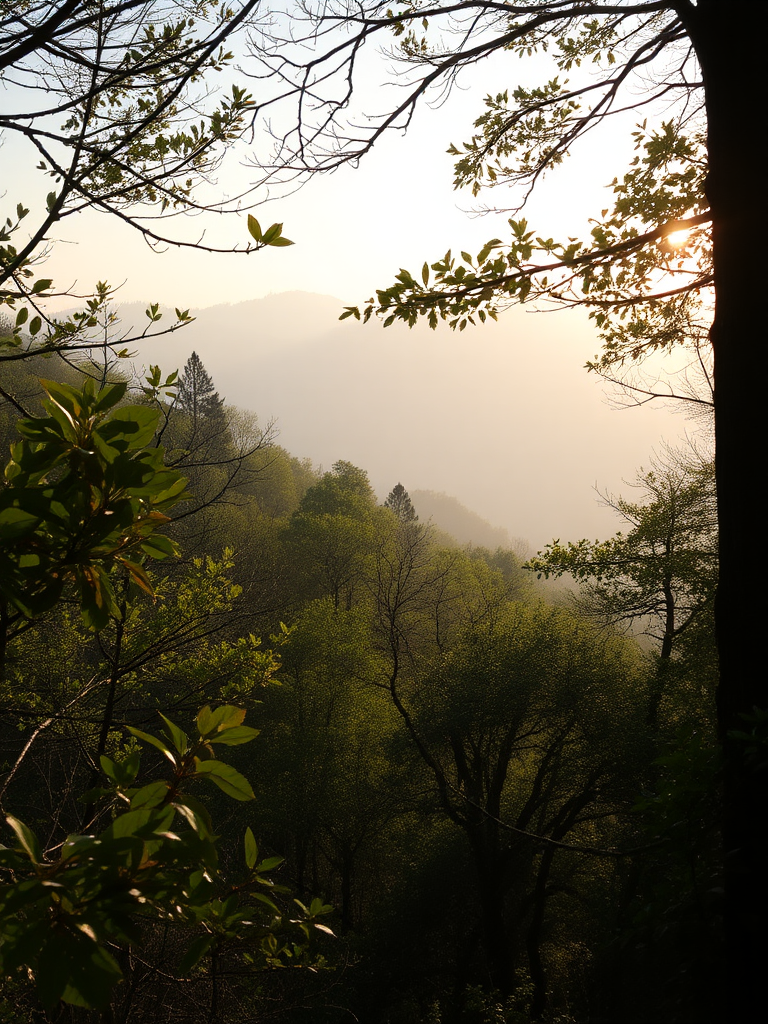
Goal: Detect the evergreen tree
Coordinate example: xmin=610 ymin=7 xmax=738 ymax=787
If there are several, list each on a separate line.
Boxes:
xmin=384 ymin=483 xmax=418 ymax=523
xmin=177 ymin=352 xmax=225 ymax=430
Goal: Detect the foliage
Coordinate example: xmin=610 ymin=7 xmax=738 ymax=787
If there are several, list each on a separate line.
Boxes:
xmin=252 ymin=600 xmax=407 ymax=930
xmin=526 ymin=446 xmax=717 ymax=727
xmin=0 ymin=355 xmax=721 ymax=1020
xmin=607 ymin=726 xmax=724 ymax=1021
xmin=526 ymin=448 xmax=716 ymax=649
xmin=0 ymin=704 xmax=332 ymax=1011
xmin=0 ymin=369 xmax=332 ymax=1019
xmin=350 ymin=115 xmax=710 ymax=363
xmin=282 ymin=461 xmax=382 ymax=610
xmin=257 ymin=3 xmax=711 ymax=363
xmin=0 ymin=376 xmax=187 ymax=634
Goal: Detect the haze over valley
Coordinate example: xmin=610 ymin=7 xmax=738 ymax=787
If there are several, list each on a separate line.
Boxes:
xmin=127 ymin=290 xmax=695 ymax=553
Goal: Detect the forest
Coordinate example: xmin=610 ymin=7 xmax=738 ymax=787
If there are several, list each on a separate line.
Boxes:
xmin=1 ymin=1 xmax=761 ymax=1022
xmin=0 ymin=346 xmax=721 ymax=1022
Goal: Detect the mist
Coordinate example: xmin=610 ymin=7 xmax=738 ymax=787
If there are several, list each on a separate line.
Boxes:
xmin=126 ymin=290 xmax=696 ymax=553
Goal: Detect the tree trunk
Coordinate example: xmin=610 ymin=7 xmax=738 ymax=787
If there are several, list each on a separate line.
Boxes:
xmin=527 ymin=844 xmax=555 ymax=1020
xmin=692 ymin=4 xmax=768 ymax=1018
xmin=468 ymin=829 xmax=516 ymax=996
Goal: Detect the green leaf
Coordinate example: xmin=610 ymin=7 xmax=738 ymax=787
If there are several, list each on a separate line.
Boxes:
xmin=99 ymin=406 xmax=158 ymax=450
xmin=196 ymin=705 xmax=246 ymax=738
xmin=158 ymin=713 xmax=189 ymax=755
xmin=140 ymin=534 xmax=177 ymax=560
xmin=126 ymin=726 xmax=177 ymax=764
xmin=61 ymin=834 xmax=98 ymax=861
xmin=244 ymin=826 xmax=257 ymax=869
xmin=0 ymin=507 xmax=40 ymax=541
xmin=193 ymin=760 xmax=255 ymax=801
xmin=99 ymin=754 xmax=119 ymax=783
xmin=130 ymin=780 xmax=170 ymax=809
xmin=255 ymin=855 xmax=283 ymax=873
xmin=40 ymin=940 xmax=123 ymax=1010
xmin=247 ymin=214 xmax=262 ymax=241
xmin=110 ymin=749 xmax=140 ymax=786
xmin=94 ymin=381 xmax=128 ymax=412
xmin=120 ymin=558 xmax=154 ymax=595
xmin=207 ymin=725 xmax=260 ymax=746
xmin=104 ymin=805 xmax=174 ymax=840
xmin=261 ymin=222 xmax=283 ymax=244
xmin=6 ymin=815 xmax=42 ymax=864
xmin=78 ymin=566 xmax=120 ymax=632
xmin=40 ymin=379 xmax=84 ymax=419
xmin=252 ymin=892 xmax=279 ymax=913
xmin=178 ymin=934 xmax=216 ymax=975
xmin=172 ymin=793 xmax=214 ymax=840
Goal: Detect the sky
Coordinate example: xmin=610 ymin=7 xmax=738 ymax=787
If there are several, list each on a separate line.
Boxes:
xmin=19 ymin=26 xmax=646 ymax=309
xmin=3 ymin=15 xmax=704 ymax=549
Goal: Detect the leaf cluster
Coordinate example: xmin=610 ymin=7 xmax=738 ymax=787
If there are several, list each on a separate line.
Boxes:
xmin=0 ymin=376 xmax=188 ymax=629
xmin=0 ymin=705 xmax=332 ymax=1010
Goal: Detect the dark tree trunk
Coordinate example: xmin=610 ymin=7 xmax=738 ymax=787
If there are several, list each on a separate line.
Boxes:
xmin=468 ymin=828 xmax=517 ymax=996
xmin=691 ymin=4 xmax=768 ymax=1019
xmin=340 ymin=846 xmax=355 ymax=932
xmin=526 ymin=844 xmax=555 ymax=1021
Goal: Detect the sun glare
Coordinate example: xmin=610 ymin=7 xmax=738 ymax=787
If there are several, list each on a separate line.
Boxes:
xmin=659 ymin=226 xmax=692 ymax=252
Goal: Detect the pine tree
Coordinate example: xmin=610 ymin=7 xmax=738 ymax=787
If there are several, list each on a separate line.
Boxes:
xmin=177 ymin=352 xmax=225 ymax=430
xmin=384 ymin=483 xmax=418 ymax=523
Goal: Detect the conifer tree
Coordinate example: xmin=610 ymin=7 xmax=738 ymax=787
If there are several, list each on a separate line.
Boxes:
xmin=384 ymin=483 xmax=418 ymax=523
xmin=177 ymin=352 xmax=225 ymax=430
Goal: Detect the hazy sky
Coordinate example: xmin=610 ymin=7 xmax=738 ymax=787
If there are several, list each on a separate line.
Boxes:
xmin=31 ymin=38 xmax=643 ymax=309
xmin=6 ymin=22 xmax=704 ymax=549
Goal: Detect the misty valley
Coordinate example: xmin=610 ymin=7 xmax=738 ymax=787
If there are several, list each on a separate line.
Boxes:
xmin=0 ymin=345 xmax=719 ymax=1023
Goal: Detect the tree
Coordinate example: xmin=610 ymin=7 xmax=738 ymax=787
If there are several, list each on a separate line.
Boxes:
xmin=252 ymin=599 xmax=408 ymax=934
xmin=0 ymin=376 xmax=188 ymax=666
xmin=383 ymin=590 xmax=646 ymax=1015
xmin=177 ymin=352 xmax=226 ymax=431
xmin=0 ymin=1 xmax=292 ymax=375
xmin=253 ymin=4 xmax=765 ymax=1010
xmin=282 ymin=461 xmax=382 ymax=610
xmin=384 ymin=482 xmax=418 ymax=523
xmin=527 ymin=446 xmax=717 ymax=727
xmin=0 ymin=703 xmax=331 ymax=1017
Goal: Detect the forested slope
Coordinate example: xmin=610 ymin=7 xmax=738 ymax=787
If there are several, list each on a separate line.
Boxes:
xmin=0 ymin=352 xmax=721 ymax=1024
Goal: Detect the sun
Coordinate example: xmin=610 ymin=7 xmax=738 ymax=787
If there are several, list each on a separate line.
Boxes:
xmin=658 ymin=220 xmax=693 ymax=253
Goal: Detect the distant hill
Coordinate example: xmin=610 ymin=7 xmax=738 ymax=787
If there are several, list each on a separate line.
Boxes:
xmin=410 ymin=490 xmax=530 ymax=555
xmin=115 ymin=292 xmax=343 ymax=371
xmin=94 ymin=289 xmax=689 ymax=552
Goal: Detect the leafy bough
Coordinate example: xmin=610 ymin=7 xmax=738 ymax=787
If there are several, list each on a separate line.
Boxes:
xmin=0 ymin=704 xmax=333 ymax=1011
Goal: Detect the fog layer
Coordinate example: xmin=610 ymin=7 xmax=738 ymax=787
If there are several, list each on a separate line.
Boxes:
xmin=128 ymin=291 xmax=692 ymax=552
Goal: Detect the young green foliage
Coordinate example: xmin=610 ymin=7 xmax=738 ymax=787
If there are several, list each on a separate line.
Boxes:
xmin=0 ymin=377 xmax=188 ymax=631
xmin=0 ymin=706 xmax=333 ymax=1011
